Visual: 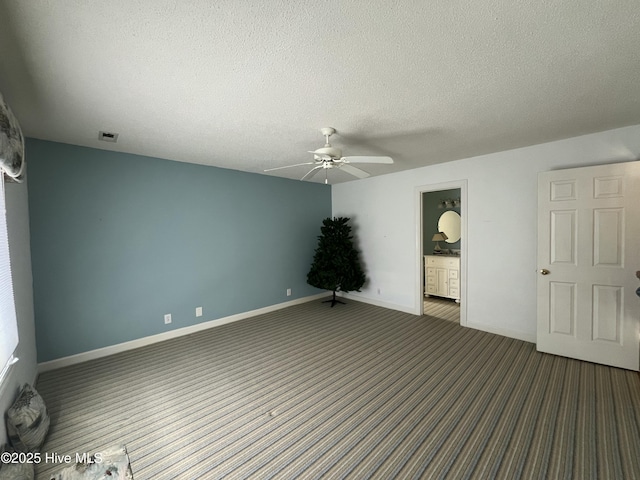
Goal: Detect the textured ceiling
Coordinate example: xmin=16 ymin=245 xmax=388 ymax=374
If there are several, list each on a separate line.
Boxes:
xmin=1 ymin=0 xmax=639 ymax=183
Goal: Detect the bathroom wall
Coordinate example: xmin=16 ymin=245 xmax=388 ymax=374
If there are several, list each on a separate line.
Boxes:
xmin=422 ymin=188 xmax=461 ymax=254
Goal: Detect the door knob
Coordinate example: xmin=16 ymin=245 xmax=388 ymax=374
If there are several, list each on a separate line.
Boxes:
xmin=539 ymin=269 xmax=550 ymax=275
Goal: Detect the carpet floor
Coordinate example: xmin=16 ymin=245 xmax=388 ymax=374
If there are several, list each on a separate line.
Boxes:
xmin=35 ymin=299 xmax=640 ymax=479
xmin=423 ymin=297 xmax=459 ymax=324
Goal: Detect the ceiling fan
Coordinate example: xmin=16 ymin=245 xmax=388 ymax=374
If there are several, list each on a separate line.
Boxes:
xmin=264 ymin=127 xmax=393 ymax=184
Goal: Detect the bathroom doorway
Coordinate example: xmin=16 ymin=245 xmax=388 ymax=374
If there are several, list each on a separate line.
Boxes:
xmin=416 ymin=181 xmax=467 ymax=326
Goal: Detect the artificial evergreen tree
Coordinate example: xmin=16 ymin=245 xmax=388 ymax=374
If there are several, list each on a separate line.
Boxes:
xmin=307 ymin=217 xmax=366 ymax=307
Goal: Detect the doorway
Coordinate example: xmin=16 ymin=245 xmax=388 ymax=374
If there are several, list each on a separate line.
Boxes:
xmin=416 ymin=180 xmax=467 ymax=327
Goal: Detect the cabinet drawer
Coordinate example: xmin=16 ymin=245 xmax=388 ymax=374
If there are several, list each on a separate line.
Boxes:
xmin=449 ymin=287 xmax=459 ymax=298
xmin=444 ymin=258 xmax=458 ymax=268
xmin=449 ymin=269 xmax=458 ymax=279
xmin=426 ymin=256 xmax=460 ymax=268
xmin=449 ymin=278 xmax=459 ymax=288
xmin=426 ymin=267 xmax=435 ymax=276
xmin=426 ymin=285 xmax=437 ymax=294
xmin=426 ymin=276 xmax=435 ymax=285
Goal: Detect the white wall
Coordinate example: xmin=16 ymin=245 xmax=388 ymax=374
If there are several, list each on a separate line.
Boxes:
xmin=0 ymin=178 xmax=37 ymax=445
xmin=333 ymin=125 xmax=640 ymax=342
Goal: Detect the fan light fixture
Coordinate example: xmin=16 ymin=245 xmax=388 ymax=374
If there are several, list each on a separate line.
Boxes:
xmin=263 ymin=127 xmax=394 ymax=183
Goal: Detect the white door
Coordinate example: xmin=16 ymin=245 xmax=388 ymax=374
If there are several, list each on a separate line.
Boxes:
xmin=537 ymin=161 xmax=640 ymax=370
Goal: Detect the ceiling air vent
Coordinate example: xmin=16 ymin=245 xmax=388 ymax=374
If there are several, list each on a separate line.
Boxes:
xmin=98 ymin=131 xmax=119 ymax=143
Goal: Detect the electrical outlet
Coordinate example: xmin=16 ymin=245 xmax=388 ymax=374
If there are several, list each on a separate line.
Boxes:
xmin=164 ymin=313 xmax=172 ymax=324
xmin=196 ymin=307 xmax=203 ymax=317
xmin=286 ymin=288 xmax=292 ymax=296
xmin=377 ymin=288 xmax=381 ymax=295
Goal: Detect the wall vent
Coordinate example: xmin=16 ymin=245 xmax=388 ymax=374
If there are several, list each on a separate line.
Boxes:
xmin=99 ymin=131 xmax=119 ymax=143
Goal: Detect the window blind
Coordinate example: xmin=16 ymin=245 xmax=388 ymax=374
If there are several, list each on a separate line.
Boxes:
xmin=0 ymin=174 xmax=18 ymax=384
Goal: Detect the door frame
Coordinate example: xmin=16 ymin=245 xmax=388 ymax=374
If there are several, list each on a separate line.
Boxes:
xmin=415 ymin=179 xmax=468 ymax=326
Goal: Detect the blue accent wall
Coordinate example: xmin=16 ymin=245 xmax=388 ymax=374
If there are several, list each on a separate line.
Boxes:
xmin=27 ymin=139 xmax=331 ymax=362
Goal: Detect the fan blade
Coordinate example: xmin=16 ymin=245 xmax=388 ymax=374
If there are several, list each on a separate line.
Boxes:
xmin=301 ymin=166 xmax=323 ymax=181
xmin=340 ymin=164 xmax=370 ymax=179
xmin=341 ymin=156 xmax=393 ymax=164
xmin=264 ymin=162 xmax=315 ymax=172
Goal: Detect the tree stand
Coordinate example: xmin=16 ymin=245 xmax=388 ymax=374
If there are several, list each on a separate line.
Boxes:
xmin=323 ymin=290 xmax=346 ymax=307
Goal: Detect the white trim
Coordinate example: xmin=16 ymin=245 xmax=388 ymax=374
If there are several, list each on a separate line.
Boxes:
xmin=415 ymin=180 xmax=468 ymax=327
xmin=338 ymin=291 xmax=416 ymax=314
xmin=38 ymin=293 xmax=328 ymax=373
xmin=0 ymin=354 xmax=18 ymax=383
xmin=0 ymin=354 xmax=18 ymax=395
xmin=466 ymin=321 xmax=536 ymax=344
xmin=0 ymin=174 xmax=19 ymax=385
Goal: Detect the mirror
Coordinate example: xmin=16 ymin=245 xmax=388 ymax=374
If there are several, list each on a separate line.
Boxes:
xmin=438 ymin=211 xmax=461 ymax=243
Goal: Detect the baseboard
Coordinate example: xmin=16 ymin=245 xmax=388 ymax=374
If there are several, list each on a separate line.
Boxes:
xmin=339 ymin=293 xmax=535 ymax=343
xmin=465 ymin=321 xmax=536 ymax=344
xmin=337 ymin=292 xmax=416 ymax=315
xmin=38 ymin=293 xmax=328 ymax=373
